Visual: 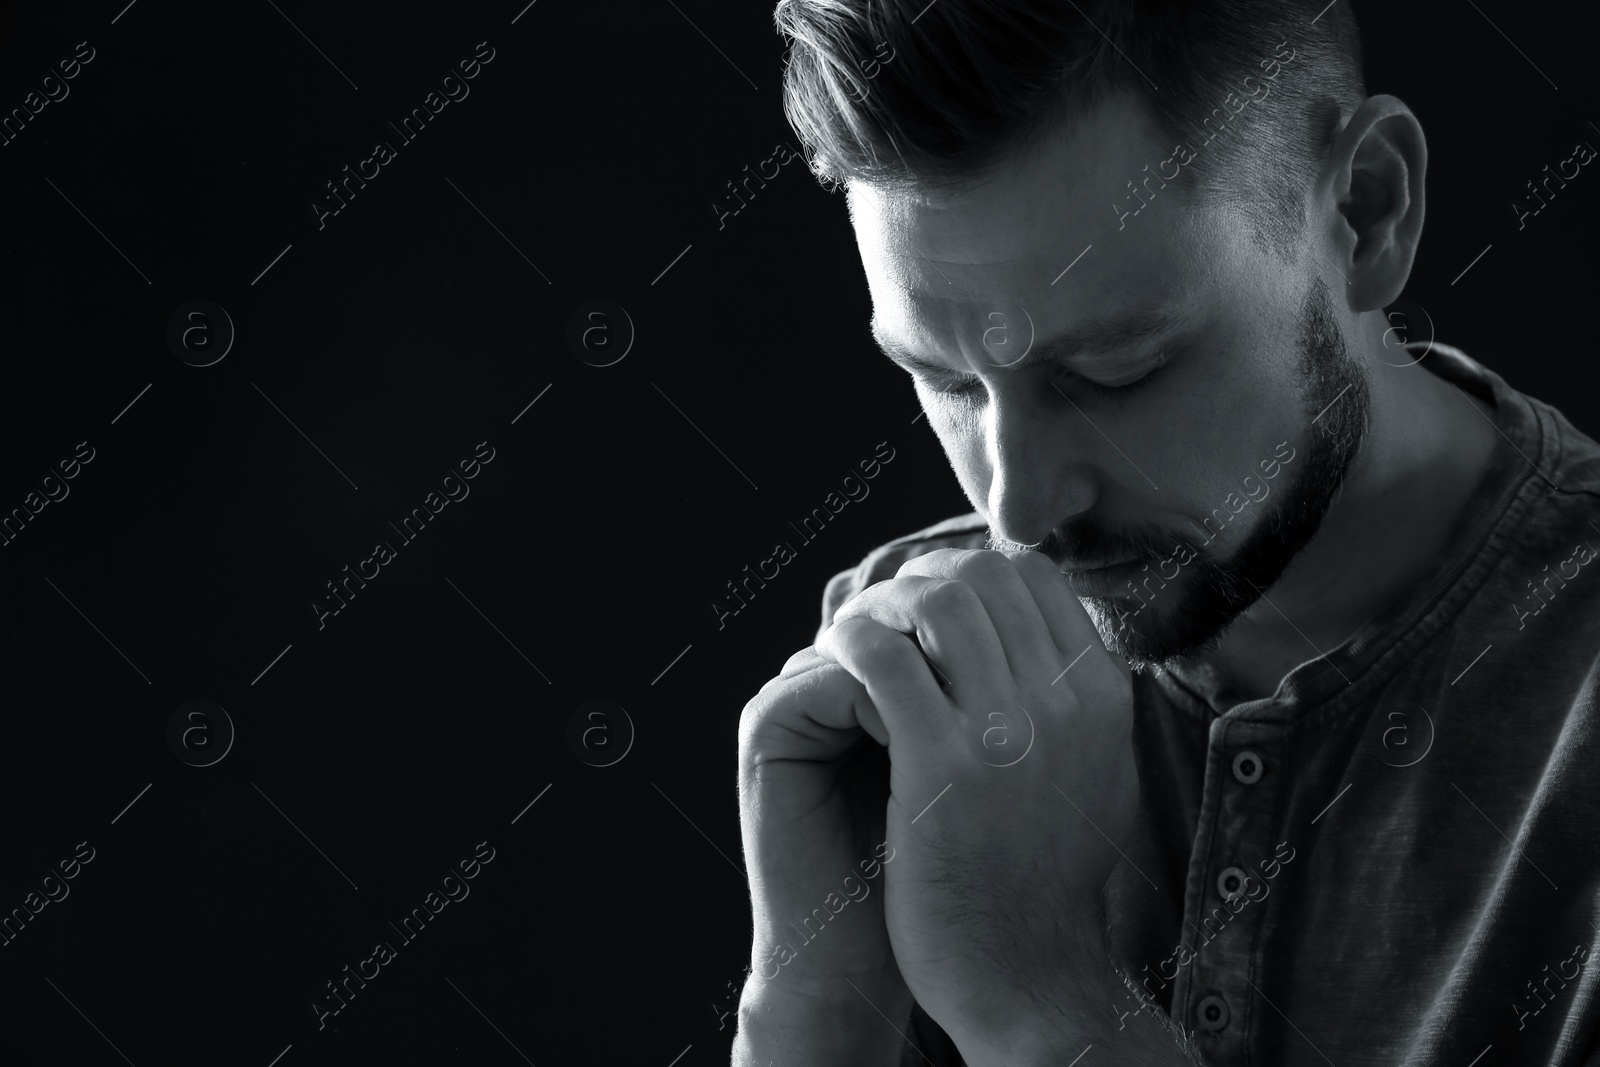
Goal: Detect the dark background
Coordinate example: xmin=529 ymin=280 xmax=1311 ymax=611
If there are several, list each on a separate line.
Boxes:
xmin=0 ymin=0 xmax=1593 ymax=1063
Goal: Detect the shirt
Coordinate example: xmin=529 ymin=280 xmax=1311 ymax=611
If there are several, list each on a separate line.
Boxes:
xmin=816 ymin=342 xmax=1600 ymax=1066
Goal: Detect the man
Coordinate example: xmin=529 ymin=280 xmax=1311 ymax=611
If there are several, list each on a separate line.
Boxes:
xmin=732 ymin=1 xmax=1599 ymax=1065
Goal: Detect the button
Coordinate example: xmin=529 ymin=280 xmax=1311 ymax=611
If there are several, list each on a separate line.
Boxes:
xmin=1232 ymin=750 xmax=1263 ymax=784
xmin=1196 ymin=994 xmax=1230 ymax=1031
xmin=1217 ymin=866 xmax=1249 ymax=902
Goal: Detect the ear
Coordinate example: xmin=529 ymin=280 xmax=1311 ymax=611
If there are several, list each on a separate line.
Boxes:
xmin=1323 ymin=94 xmax=1427 ymax=313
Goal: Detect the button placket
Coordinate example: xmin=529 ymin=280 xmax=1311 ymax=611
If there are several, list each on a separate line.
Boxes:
xmin=1176 ymin=720 xmax=1287 ymax=1058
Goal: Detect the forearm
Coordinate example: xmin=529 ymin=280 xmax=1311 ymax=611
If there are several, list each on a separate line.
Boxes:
xmin=732 ymin=973 xmax=917 ymax=1067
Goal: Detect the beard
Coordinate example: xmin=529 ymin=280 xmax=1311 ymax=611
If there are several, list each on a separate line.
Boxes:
xmin=987 ymin=277 xmax=1371 ymax=671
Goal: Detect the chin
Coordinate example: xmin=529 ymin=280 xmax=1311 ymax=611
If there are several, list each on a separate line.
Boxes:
xmin=1080 ymin=592 xmax=1229 ymax=670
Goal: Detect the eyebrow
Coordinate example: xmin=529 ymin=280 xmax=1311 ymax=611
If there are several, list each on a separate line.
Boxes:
xmin=871 ymin=303 xmax=1191 ymax=376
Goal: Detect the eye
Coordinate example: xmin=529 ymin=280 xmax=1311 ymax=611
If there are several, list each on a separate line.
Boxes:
xmin=1058 ymin=349 xmax=1174 ymax=399
xmin=941 ymin=378 xmax=987 ymax=399
xmin=919 ymin=374 xmax=987 ymax=401
xmin=916 ymin=347 xmax=1176 ymax=403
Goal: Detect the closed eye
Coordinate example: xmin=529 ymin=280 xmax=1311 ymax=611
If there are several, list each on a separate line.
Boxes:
xmin=927 ymin=375 xmax=986 ymax=399
xmin=920 ymin=349 xmax=1174 ymax=401
xmin=1064 ymin=358 xmax=1169 ymax=399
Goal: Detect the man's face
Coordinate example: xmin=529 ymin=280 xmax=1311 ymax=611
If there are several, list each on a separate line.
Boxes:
xmin=849 ymin=91 xmax=1370 ymax=669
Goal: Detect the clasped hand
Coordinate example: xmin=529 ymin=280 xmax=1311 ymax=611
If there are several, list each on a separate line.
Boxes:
xmin=805 ymin=548 xmax=1141 ymax=1056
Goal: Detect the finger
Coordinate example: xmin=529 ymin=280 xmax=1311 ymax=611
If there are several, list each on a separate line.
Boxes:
xmin=827 ymin=575 xmax=1010 ymax=700
xmin=755 ymin=647 xmax=821 ymax=698
xmin=748 ymin=657 xmax=892 ymax=752
xmin=893 ymin=549 xmax=1060 ymax=679
xmin=992 ymin=550 xmax=1099 ymax=656
xmin=1003 ymin=549 xmax=1132 ymax=694
xmin=816 ymin=615 xmax=951 ymax=749
xmin=780 ymin=646 xmax=824 ymax=680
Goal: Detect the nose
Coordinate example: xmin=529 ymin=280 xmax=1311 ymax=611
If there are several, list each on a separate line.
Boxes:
xmin=984 ymin=385 xmax=1093 ymax=547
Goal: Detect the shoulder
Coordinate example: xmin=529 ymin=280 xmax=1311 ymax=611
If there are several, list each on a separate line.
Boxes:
xmin=816 ymin=512 xmax=989 ymax=644
xmin=1430 ymin=340 xmax=1600 ymax=503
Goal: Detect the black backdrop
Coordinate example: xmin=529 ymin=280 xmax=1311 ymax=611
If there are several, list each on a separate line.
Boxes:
xmin=0 ymin=1 xmax=1595 ymax=1063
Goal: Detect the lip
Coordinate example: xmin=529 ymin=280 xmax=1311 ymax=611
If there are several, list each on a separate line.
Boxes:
xmin=1060 ymin=558 xmax=1146 ymax=596
xmin=1062 ymin=557 xmax=1136 ymax=574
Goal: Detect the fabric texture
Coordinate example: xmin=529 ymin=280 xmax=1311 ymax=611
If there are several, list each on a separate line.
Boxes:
xmin=815 ymin=343 xmax=1600 ymax=1066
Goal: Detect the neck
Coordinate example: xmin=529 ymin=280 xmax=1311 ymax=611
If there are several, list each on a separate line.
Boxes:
xmin=1191 ymin=330 xmax=1500 ymax=708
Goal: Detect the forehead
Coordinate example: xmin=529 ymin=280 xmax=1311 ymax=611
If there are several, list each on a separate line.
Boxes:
xmin=847 ymin=92 xmax=1229 ymax=355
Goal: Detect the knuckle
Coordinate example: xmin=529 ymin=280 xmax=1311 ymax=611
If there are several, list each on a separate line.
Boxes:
xmin=738 ymin=676 xmax=801 ymax=764
xmin=953 ymin=548 xmax=1012 ymax=580
xmin=855 ymin=627 xmax=909 ymax=669
xmin=895 ymin=547 xmax=961 ymax=578
xmin=857 ymin=577 xmax=894 ymax=600
xmin=780 ymin=646 xmax=815 ymax=676
xmin=830 ymin=580 xmax=885 ymax=624
xmin=741 ymin=670 xmax=800 ymax=729
xmin=918 ymin=578 xmax=977 ymax=619
xmin=738 ymin=688 xmax=771 ymax=739
xmin=894 ymin=555 xmax=930 ymax=579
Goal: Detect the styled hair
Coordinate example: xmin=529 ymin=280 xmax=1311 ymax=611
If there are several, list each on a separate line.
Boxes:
xmin=773 ymin=0 xmax=1367 ymax=252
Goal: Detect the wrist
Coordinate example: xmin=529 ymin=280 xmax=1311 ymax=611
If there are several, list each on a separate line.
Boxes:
xmin=943 ymin=920 xmax=1125 ymax=1066
xmin=735 ymin=970 xmax=914 ymax=1067
xmin=948 ymin=948 xmax=1194 ymax=1067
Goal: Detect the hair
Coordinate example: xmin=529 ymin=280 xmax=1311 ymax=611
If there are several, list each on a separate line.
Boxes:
xmin=773 ymin=0 xmax=1367 ymax=254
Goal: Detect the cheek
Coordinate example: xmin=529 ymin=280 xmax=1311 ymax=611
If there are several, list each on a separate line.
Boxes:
xmin=931 ymin=413 xmax=992 ymax=503
xmin=1147 ymin=372 xmax=1290 ymax=537
xmin=1126 ymin=395 xmax=1223 ymax=501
